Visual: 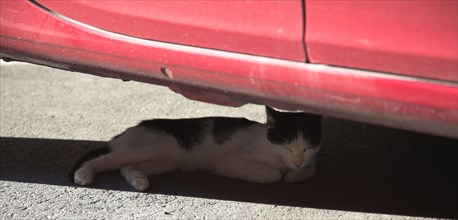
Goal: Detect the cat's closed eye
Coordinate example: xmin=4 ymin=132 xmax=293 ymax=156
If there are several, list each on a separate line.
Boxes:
xmin=268 ymin=134 xmax=288 ymax=144
xmin=302 ymin=147 xmax=312 ymax=152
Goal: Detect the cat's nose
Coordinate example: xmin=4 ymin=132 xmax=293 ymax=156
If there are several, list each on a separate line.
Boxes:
xmin=292 ymin=160 xmax=302 ymax=168
xmin=290 ymin=163 xmax=302 ymax=171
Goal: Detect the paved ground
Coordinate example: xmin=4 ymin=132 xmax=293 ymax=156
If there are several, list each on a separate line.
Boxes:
xmin=1 ymin=62 xmax=457 ymax=219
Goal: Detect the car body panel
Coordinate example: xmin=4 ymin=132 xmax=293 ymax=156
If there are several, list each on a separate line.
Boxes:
xmin=37 ymin=0 xmax=305 ymax=61
xmin=306 ymin=1 xmax=458 ymax=82
xmin=1 ymin=1 xmax=457 ymax=138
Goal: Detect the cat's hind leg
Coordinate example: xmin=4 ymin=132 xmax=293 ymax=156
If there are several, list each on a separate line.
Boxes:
xmin=69 ymin=146 xmax=111 ymax=186
xmin=72 ymin=148 xmax=153 ymax=186
xmin=120 ymin=166 xmax=149 ymax=191
xmin=73 ymin=150 xmax=130 ymax=186
xmin=72 ymin=127 xmax=172 ymax=186
xmin=120 ymin=159 xmax=178 ymax=191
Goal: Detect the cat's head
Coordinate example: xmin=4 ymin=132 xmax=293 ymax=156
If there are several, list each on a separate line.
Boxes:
xmin=266 ymin=106 xmax=322 ymax=171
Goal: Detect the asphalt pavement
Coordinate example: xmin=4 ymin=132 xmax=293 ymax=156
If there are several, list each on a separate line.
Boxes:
xmin=1 ymin=62 xmax=457 ymax=219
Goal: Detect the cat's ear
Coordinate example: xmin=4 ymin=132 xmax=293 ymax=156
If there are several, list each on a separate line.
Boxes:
xmin=266 ymin=106 xmax=279 ymax=128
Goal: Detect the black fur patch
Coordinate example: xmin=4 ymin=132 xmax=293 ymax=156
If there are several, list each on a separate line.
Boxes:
xmin=138 ymin=118 xmax=208 ymax=150
xmin=212 ymin=117 xmax=257 ymax=144
xmin=266 ymin=107 xmax=322 ymax=147
xmin=68 ymin=145 xmax=111 ymax=183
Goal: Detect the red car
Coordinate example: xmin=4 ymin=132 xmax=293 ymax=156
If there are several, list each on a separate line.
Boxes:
xmin=1 ymin=1 xmax=457 ymax=138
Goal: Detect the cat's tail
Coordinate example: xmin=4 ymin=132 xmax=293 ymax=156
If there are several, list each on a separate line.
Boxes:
xmin=68 ymin=145 xmax=111 ymax=183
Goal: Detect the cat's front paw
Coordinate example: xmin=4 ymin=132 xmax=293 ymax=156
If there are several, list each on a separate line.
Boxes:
xmin=283 ymin=171 xmax=302 ymax=183
xmin=283 ymin=165 xmax=316 ymax=183
xmin=74 ymin=167 xmax=94 ymax=186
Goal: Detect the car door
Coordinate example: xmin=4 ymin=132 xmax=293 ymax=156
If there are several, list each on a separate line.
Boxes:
xmin=37 ymin=0 xmax=305 ymax=62
xmin=305 ymin=1 xmax=458 ymax=82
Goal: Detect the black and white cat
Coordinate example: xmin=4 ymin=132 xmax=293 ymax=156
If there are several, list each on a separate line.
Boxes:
xmin=70 ymin=106 xmax=322 ymax=191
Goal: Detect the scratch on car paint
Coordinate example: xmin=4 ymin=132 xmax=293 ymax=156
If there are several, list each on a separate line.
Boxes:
xmin=5 ymin=8 xmax=21 ymax=13
xmin=325 ymin=94 xmax=361 ymax=105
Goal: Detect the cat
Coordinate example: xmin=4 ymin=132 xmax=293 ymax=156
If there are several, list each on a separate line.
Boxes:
xmin=69 ymin=106 xmax=322 ymax=191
